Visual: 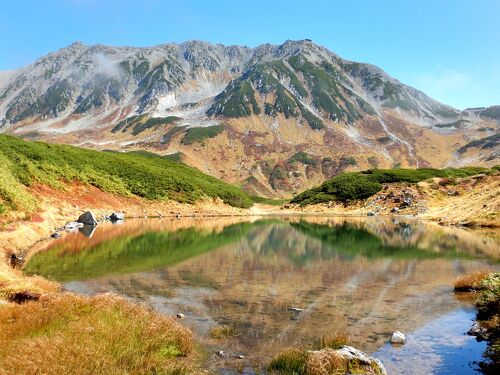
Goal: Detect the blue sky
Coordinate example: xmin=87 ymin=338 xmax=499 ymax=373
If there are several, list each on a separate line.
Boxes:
xmin=1 ymin=0 xmax=499 ymax=109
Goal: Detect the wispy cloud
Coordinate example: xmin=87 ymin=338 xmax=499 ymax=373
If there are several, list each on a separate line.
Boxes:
xmin=416 ymin=68 xmax=469 ymax=92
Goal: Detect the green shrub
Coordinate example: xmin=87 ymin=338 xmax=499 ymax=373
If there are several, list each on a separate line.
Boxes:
xmin=289 ymin=152 xmax=317 ymax=166
xmin=0 ymin=135 xmax=252 ymax=209
xmin=323 ymin=173 xmax=382 ymax=202
xmin=182 ymin=125 xmax=224 ymax=145
xmin=292 ymin=167 xmax=494 ymax=206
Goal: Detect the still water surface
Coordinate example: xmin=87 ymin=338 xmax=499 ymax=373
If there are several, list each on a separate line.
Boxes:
xmin=26 ymin=217 xmax=500 ymax=373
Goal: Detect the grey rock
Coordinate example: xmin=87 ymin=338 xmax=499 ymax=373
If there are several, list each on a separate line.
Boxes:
xmin=367 ymin=211 xmax=375 ymax=216
xmin=77 ymin=211 xmax=98 ymax=226
xmin=391 ymin=207 xmax=400 ymax=213
xmin=50 ymin=232 xmax=61 ymax=239
xmin=468 ymin=322 xmax=488 ymax=341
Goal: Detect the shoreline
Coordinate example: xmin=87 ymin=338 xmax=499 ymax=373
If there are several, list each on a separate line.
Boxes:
xmin=1 ymin=191 xmax=498 ymax=373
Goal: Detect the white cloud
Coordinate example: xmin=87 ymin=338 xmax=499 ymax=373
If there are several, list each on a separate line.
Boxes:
xmin=416 ymin=68 xmax=469 ymax=92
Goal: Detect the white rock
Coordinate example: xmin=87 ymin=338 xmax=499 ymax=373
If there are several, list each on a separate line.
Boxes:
xmin=176 ymin=313 xmax=185 ymax=319
xmin=390 ymin=331 xmax=406 ymax=344
xmin=308 ymin=346 xmax=387 ymax=375
xmin=65 ymin=221 xmax=83 ymax=230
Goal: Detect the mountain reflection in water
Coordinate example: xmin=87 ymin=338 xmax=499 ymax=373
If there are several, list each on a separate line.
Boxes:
xmin=25 ymin=217 xmax=499 ymax=373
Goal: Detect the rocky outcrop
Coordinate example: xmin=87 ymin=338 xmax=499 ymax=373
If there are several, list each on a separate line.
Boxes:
xmin=306 ymin=346 xmax=387 ymax=375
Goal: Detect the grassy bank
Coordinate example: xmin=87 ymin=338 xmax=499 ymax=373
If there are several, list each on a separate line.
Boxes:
xmin=291 ymin=167 xmax=496 ymax=206
xmin=0 ymin=293 xmax=199 ymax=375
xmin=0 ymin=134 xmax=252 ymax=214
xmin=454 ymin=271 xmax=500 ymax=373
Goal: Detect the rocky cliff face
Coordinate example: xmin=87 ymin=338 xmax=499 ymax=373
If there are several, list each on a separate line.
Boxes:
xmin=0 ymin=40 xmax=498 ymax=197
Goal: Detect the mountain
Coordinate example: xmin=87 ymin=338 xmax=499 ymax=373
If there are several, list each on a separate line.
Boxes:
xmin=0 ymin=40 xmax=498 ymax=197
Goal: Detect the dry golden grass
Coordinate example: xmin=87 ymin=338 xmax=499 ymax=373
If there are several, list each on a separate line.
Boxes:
xmin=0 ymin=260 xmax=60 ymax=303
xmin=210 ymin=324 xmax=239 ymax=339
xmin=305 ymin=349 xmax=347 ymax=375
xmin=268 ymin=333 xmax=352 ymax=374
xmin=454 ymin=270 xmax=491 ymax=291
xmin=0 ymin=293 xmax=198 ymax=375
xmin=310 ymin=333 xmax=349 ymax=351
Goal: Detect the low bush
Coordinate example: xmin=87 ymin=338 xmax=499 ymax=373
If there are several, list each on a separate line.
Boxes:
xmin=0 ymin=135 xmax=252 ymax=210
xmin=291 ymin=173 xmax=382 ymax=205
xmin=292 ymin=167 xmax=495 ymax=206
xmin=181 ymin=125 xmax=224 ymax=145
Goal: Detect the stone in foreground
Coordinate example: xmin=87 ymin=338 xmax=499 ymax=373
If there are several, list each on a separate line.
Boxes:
xmin=307 ymin=346 xmax=387 ymax=375
xmin=77 ymin=211 xmax=98 ymax=226
xmin=390 ymin=330 xmax=406 ymax=344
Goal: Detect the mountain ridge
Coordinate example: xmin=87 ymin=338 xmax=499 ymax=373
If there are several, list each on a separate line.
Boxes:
xmin=0 ymin=39 xmax=497 ymax=197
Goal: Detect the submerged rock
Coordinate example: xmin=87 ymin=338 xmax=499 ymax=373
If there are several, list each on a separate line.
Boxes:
xmin=390 ymin=331 xmax=406 ymax=344
xmin=77 ymin=211 xmax=98 ymax=226
xmin=307 ymin=346 xmax=387 ymax=375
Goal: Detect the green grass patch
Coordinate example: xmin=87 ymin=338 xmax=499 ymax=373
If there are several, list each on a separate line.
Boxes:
xmin=181 ymin=125 xmax=224 ymax=145
xmin=112 ymin=115 xmax=180 ymax=135
xmin=0 ymin=135 xmax=252 ymax=210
